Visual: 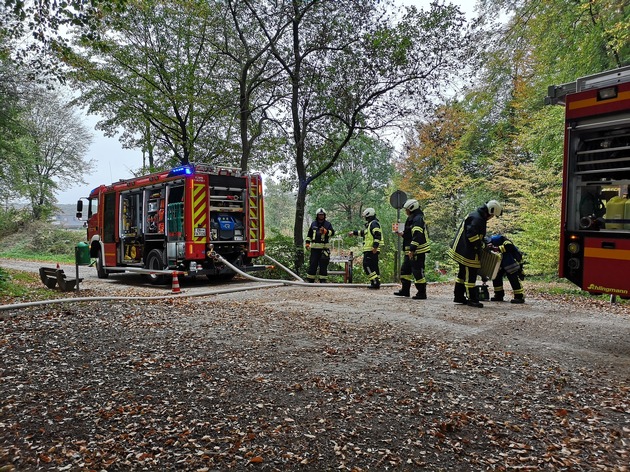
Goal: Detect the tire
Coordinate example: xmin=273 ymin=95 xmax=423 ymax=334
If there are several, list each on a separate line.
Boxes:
xmin=145 ymin=249 xmax=168 ymax=285
xmin=96 ymin=250 xmax=109 ymax=279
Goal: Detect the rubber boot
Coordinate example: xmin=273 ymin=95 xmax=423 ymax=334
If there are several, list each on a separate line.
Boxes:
xmin=368 ymin=279 xmax=381 ymax=290
xmin=510 ymin=294 xmax=525 ymax=304
xmin=490 ymin=291 xmax=504 ymax=302
xmin=394 ymin=279 xmax=411 ymax=297
xmin=412 ymin=283 xmax=427 ymax=299
xmin=453 ymin=283 xmax=467 ymax=304
xmin=467 ymin=287 xmax=483 ymax=308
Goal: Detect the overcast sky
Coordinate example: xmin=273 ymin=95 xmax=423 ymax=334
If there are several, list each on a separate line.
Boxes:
xmin=58 ymin=0 xmax=477 ymax=204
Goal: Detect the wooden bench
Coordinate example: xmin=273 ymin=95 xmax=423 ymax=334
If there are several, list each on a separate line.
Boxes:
xmin=39 ymin=267 xmax=83 ymax=292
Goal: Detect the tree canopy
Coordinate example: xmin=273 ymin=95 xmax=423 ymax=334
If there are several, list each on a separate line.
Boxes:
xmin=3 ymin=0 xmax=630 ymax=276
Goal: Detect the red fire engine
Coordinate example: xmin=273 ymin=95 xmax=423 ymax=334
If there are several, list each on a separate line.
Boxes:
xmin=76 ymin=163 xmax=265 ymax=283
xmin=546 ymin=65 xmax=630 ymax=298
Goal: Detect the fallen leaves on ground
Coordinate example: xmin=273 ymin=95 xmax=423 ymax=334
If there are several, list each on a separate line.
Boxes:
xmin=1 ymin=287 xmax=629 ymax=470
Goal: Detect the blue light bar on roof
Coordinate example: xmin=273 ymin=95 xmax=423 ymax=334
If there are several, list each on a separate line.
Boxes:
xmin=167 ymin=165 xmax=193 ymax=177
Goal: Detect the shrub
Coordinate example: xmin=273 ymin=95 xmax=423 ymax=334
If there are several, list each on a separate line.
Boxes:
xmin=0 ymin=207 xmax=29 ymax=239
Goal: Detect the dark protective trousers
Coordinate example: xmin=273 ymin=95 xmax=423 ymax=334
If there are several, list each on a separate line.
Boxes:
xmin=400 ymin=252 xmax=426 ymax=283
xmin=363 ymin=251 xmax=380 ymax=283
xmin=455 ymin=263 xmax=480 ymax=301
xmin=492 ymin=268 xmax=524 ymax=298
xmin=307 ymin=248 xmax=330 ymax=282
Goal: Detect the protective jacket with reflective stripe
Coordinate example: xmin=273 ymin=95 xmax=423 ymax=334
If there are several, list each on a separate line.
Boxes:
xmin=447 ymin=206 xmax=489 ymax=268
xmin=402 ymin=209 xmax=430 ymax=253
xmin=306 ymin=219 xmax=335 ymax=249
xmin=491 ymin=235 xmax=523 ymax=274
xmin=357 ymin=217 xmax=382 ymax=253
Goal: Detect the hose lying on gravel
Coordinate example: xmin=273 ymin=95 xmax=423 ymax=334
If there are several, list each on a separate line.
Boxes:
xmin=220 ymin=253 xmax=396 ymax=289
xmin=0 ymin=283 xmax=285 ymax=313
xmin=0 ymin=253 xmax=396 ymax=312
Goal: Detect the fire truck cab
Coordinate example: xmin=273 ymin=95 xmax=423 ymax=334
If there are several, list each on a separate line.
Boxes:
xmin=76 ymin=164 xmax=265 ymax=283
xmin=546 ymin=65 xmax=630 ymax=297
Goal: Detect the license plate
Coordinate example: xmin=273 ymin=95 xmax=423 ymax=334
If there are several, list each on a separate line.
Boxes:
xmin=194 ymin=227 xmax=206 ymax=237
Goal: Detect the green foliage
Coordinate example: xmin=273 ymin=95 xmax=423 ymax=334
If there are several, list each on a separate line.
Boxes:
xmin=0 ymin=267 xmax=36 ymax=298
xmin=0 ymin=267 xmax=27 ymax=297
xmin=67 ymin=0 xmax=242 ymax=168
xmin=1 ymin=85 xmax=94 ymax=219
xmin=0 ymin=221 xmax=86 ymax=263
xmin=257 ymin=234 xmax=305 ymax=280
xmin=0 ymin=207 xmax=30 ymax=239
xmin=263 ymin=181 xmax=297 ymax=239
xmin=307 ymin=134 xmax=395 ymax=224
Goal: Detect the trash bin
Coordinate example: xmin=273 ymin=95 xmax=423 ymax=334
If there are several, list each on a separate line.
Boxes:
xmin=75 ymin=241 xmax=91 ymax=266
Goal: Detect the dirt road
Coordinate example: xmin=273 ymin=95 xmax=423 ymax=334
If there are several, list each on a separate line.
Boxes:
xmin=1 ymin=258 xmax=629 ymax=470
xmin=2 ymin=258 xmax=629 ymax=377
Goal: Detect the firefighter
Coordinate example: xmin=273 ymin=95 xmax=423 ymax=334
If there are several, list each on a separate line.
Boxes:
xmin=488 ymin=234 xmax=525 ymax=303
xmin=447 ymin=200 xmax=502 ymax=308
xmin=305 ymin=208 xmax=335 ymax=282
xmin=348 ymin=207 xmax=382 ymax=289
xmin=394 ymin=199 xmax=430 ymax=299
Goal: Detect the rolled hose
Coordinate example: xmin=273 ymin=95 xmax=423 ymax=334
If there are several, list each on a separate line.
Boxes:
xmin=0 ymin=254 xmax=394 ymax=312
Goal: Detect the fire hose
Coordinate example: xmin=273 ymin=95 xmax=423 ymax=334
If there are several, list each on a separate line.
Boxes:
xmin=221 ymin=253 xmax=396 ymax=289
xmin=0 ymin=254 xmax=395 ymax=312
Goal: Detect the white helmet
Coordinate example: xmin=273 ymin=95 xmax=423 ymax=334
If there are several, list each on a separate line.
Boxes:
xmin=362 ymin=207 xmax=376 ymax=218
xmin=486 ymin=200 xmax=503 ymax=217
xmin=316 ymin=208 xmax=326 ymax=217
xmin=403 ymin=199 xmax=420 ymax=212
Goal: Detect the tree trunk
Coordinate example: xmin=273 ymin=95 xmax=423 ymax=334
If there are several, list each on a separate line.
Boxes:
xmin=293 ymin=180 xmax=307 ymax=271
xmin=239 ymin=72 xmax=250 ymax=171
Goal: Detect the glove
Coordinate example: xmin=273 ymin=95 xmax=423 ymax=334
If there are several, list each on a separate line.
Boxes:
xmin=320 ymin=227 xmax=328 ymax=235
xmin=406 ymin=251 xmax=415 ymax=258
xmin=305 ymin=243 xmax=310 ymax=251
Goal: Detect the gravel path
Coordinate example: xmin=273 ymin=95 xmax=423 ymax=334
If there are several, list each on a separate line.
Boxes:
xmin=1 ymin=259 xmax=629 ymax=470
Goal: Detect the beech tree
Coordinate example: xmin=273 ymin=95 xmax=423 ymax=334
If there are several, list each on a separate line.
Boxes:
xmin=249 ymin=0 xmax=476 ymax=268
xmin=209 ymin=0 xmax=286 ymax=171
xmin=65 ymin=0 xmax=234 ymax=169
xmin=308 ymin=134 xmax=394 ymax=225
xmin=0 ymin=44 xmax=23 ymax=204
xmin=6 ymin=91 xmax=94 ymax=219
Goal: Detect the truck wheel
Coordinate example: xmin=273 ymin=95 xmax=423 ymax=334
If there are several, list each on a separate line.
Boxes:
xmin=145 ymin=249 xmax=168 ymax=285
xmin=96 ymin=250 xmax=109 ymax=279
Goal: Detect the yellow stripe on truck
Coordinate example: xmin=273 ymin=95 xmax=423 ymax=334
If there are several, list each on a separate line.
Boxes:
xmin=569 ymin=90 xmax=630 ymax=111
xmin=584 ymin=247 xmax=630 ymax=261
xmin=192 ymin=183 xmax=207 ymax=242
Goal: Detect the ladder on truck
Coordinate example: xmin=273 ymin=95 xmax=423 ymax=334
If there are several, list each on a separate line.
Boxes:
xmin=545 ymin=65 xmax=630 ymax=106
xmin=248 ymin=175 xmax=261 ymax=253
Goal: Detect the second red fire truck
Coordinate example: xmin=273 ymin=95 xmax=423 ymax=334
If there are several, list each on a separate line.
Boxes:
xmin=76 ymin=163 xmax=265 ymax=283
xmin=546 ymin=65 xmax=630 ymax=298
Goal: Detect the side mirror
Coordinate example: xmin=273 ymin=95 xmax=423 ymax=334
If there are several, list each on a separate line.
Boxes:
xmin=76 ymin=200 xmax=83 ymax=219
